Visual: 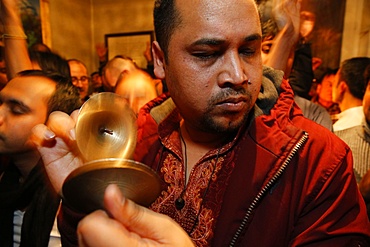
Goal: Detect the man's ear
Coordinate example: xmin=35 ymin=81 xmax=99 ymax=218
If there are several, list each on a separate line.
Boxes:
xmin=152 ymin=41 xmax=166 ymax=80
xmin=338 ymin=81 xmax=348 ymax=95
xmin=316 ymin=84 xmax=322 ymax=94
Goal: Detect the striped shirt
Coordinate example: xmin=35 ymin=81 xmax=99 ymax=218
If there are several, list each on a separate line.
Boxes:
xmin=335 ymin=120 xmax=370 ymax=182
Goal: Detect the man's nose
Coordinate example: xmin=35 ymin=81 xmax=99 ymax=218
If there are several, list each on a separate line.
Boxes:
xmin=73 ymin=80 xmax=83 ymax=88
xmin=218 ymin=51 xmax=248 ymax=87
xmin=0 ymin=106 xmax=6 ymax=126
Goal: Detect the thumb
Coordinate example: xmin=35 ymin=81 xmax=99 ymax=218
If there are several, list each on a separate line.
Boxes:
xmin=103 ymin=184 xmax=194 ymax=246
xmin=103 ymin=184 xmax=165 ymax=238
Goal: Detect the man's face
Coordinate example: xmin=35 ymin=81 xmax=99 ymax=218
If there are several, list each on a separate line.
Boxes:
xmin=300 ymin=11 xmax=315 ymax=38
xmin=363 ymin=82 xmax=370 ymax=125
xmin=91 ymin=73 xmax=102 ymax=89
xmin=103 ymin=59 xmax=137 ymax=92
xmin=332 ymin=69 xmax=342 ymax=103
xmin=115 ymin=70 xmax=157 ymax=114
xmin=69 ymin=61 xmax=89 ymax=99
xmin=153 ymin=0 xmax=262 ymax=133
xmin=0 ymin=60 xmax=8 ymax=90
xmin=317 ymin=74 xmax=335 ymax=103
xmin=0 ymin=76 xmax=55 ymax=154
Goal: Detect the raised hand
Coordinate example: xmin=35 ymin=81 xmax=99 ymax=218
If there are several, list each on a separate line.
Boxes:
xmin=272 ymin=0 xmax=301 ymax=41
xmin=31 ymin=110 xmax=84 ymax=193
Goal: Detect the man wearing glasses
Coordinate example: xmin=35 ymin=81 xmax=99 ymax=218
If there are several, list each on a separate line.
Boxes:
xmin=68 ymin=59 xmax=90 ymax=102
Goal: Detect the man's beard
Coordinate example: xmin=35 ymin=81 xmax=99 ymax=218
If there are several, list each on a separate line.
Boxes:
xmin=198 ymin=87 xmax=253 ymax=133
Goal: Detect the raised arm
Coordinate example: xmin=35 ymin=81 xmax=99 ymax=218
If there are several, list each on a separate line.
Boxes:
xmin=0 ymin=0 xmax=33 ymax=80
xmin=263 ymin=0 xmax=301 ymax=76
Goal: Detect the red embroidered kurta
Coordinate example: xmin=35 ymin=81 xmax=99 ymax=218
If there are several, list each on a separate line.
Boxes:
xmin=58 ymin=66 xmax=370 ymax=246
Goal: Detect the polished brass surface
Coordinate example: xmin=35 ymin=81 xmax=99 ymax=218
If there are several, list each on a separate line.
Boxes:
xmin=63 ymin=159 xmax=162 ymax=213
xmin=62 ymin=93 xmax=161 ymax=213
xmin=75 ymin=92 xmax=137 ymax=161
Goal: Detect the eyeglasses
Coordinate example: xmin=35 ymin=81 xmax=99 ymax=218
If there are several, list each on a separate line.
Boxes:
xmin=71 ymin=76 xmax=89 ymax=84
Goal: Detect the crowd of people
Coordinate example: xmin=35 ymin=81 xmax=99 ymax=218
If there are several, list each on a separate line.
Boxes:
xmin=0 ymin=0 xmax=369 ymax=246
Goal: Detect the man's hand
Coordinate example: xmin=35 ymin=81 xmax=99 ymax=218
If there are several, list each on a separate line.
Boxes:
xmin=272 ymin=0 xmax=301 ymax=42
xmin=31 ymin=110 xmax=84 ymax=193
xmin=78 ymin=184 xmax=195 ymax=247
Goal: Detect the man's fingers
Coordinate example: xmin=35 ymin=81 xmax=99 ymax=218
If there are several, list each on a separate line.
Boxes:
xmin=31 ymin=110 xmax=83 ymax=194
xmin=103 ymin=185 xmax=178 ymax=240
xmin=31 ymin=124 xmax=56 ymax=147
xmin=70 ymin=109 xmax=80 ymax=122
xmin=78 ymin=210 xmax=134 ymax=247
xmin=47 ymin=111 xmax=77 ymax=143
xmin=103 ymin=184 xmax=194 ymax=246
xmin=103 ymin=184 xmax=161 ymax=235
xmin=31 ymin=110 xmax=79 ymax=148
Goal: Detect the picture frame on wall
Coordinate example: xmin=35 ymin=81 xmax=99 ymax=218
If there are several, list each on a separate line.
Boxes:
xmin=105 ymin=31 xmax=154 ymax=69
xmin=20 ymin=0 xmax=51 ymax=48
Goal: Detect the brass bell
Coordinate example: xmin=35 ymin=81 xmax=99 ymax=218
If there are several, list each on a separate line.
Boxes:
xmin=62 ymin=92 xmax=161 ymax=213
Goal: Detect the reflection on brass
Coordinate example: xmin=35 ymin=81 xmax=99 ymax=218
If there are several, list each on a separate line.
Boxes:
xmin=75 ymin=92 xmax=137 ymax=162
xmin=62 ymin=93 xmax=161 ymax=213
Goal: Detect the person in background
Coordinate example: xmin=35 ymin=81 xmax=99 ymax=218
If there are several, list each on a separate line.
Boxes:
xmin=261 ymin=0 xmax=333 ymax=131
xmin=29 ymin=50 xmax=71 ymax=79
xmin=0 ymin=0 xmax=32 ymax=80
xmin=335 ymin=65 xmax=370 ymax=218
xmin=311 ymin=67 xmax=341 ymax=122
xmin=0 ymin=45 xmax=8 ymax=90
xmin=68 ymin=59 xmax=90 ymax=103
xmin=0 ymin=0 xmax=70 ymax=84
xmin=114 ymin=68 xmax=158 ymax=115
xmin=0 ymin=70 xmax=81 ymax=246
xmin=90 ymin=71 xmax=104 ymax=94
xmin=102 ymin=55 xmax=139 ymax=92
xmin=332 ymin=57 xmax=370 ymax=132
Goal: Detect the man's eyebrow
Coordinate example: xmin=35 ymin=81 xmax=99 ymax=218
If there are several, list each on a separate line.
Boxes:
xmin=191 ymin=38 xmax=225 ymax=46
xmin=7 ymin=98 xmax=31 ymax=112
xmin=244 ymin=33 xmax=262 ymax=42
xmin=191 ymin=33 xmax=262 ymax=46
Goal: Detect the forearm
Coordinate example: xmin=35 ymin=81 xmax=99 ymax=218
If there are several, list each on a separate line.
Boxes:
xmin=1 ymin=0 xmax=33 ymax=79
xmin=263 ymin=25 xmax=297 ymax=76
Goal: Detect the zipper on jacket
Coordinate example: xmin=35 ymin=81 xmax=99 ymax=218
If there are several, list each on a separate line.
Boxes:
xmin=229 ymin=132 xmax=309 ymax=247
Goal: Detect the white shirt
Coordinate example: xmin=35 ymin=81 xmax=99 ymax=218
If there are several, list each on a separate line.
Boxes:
xmin=13 ymin=210 xmax=61 ymax=247
xmin=333 ymin=106 xmax=364 ymax=132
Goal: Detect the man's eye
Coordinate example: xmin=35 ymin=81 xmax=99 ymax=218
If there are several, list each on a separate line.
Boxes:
xmin=11 ymin=106 xmax=26 ymax=115
xmin=192 ymin=52 xmax=218 ymax=60
xmin=240 ymin=48 xmax=256 ymax=57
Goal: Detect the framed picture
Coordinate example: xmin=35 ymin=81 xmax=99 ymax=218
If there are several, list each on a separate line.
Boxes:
xmin=105 ymin=31 xmax=154 ymax=69
xmin=40 ymin=0 xmax=51 ymax=48
xmin=20 ymin=0 xmax=51 ymax=47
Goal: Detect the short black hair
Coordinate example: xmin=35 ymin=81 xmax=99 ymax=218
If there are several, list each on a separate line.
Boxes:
xmin=29 ymin=50 xmax=70 ymax=79
xmin=339 ymin=57 xmax=370 ymax=99
xmin=16 ymin=70 xmax=81 ymax=115
xmin=153 ymin=0 xmax=182 ymax=60
xmin=317 ymin=67 xmax=338 ymax=84
xmin=365 ymin=65 xmax=370 ymax=88
xmin=91 ymin=71 xmax=99 ymax=77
